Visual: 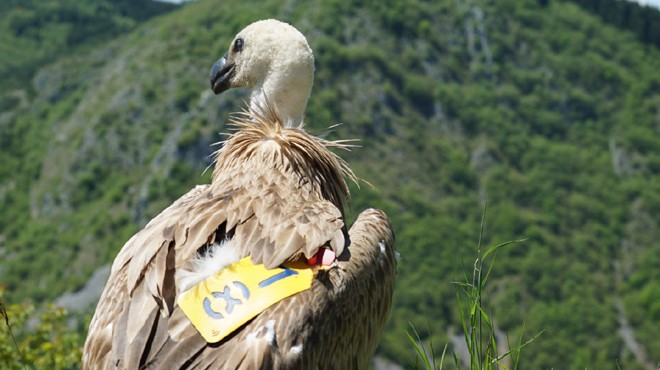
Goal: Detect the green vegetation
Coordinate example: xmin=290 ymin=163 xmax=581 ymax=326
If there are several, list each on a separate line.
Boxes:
xmin=0 ymin=0 xmax=176 ymax=90
xmin=407 ymin=209 xmax=541 ymax=370
xmin=1 ymin=293 xmax=83 ymax=369
xmin=565 ymin=0 xmax=660 ymax=48
xmin=1 ymin=0 xmax=660 ymax=368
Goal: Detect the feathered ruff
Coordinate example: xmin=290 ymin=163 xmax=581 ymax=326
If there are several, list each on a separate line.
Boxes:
xmin=205 ymin=101 xmax=358 ymax=268
xmin=212 ymin=101 xmax=357 ymax=216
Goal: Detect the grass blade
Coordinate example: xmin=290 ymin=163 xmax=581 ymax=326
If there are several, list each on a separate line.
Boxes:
xmin=482 ymin=238 xmax=527 ymax=260
xmin=490 ymin=329 xmax=545 ymax=365
xmin=0 ymin=298 xmax=28 ymax=370
xmin=406 ymin=322 xmax=433 ymax=370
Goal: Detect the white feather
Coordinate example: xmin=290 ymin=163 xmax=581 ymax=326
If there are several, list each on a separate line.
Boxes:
xmin=246 ymin=319 xmax=278 ymax=348
xmin=264 ymin=319 xmax=277 ymax=347
xmin=379 ymin=241 xmax=386 ymax=255
xmin=176 ymin=239 xmax=240 ymax=293
xmin=290 ymin=344 xmax=303 ymax=355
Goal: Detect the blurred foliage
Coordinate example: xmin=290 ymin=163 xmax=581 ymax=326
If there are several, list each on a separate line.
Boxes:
xmin=0 ymin=292 xmax=83 ymax=369
xmin=0 ymin=0 xmax=659 ymax=368
xmin=0 ymin=0 xmax=177 ymax=90
xmin=565 ymin=0 xmax=660 ymax=48
xmin=408 ymin=230 xmax=541 ymax=370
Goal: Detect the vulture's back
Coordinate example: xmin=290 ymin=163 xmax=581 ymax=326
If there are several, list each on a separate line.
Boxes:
xmin=83 ymin=109 xmax=396 ymax=369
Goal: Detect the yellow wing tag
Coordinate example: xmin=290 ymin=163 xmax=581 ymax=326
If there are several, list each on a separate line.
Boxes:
xmin=177 ymin=257 xmax=314 ymax=343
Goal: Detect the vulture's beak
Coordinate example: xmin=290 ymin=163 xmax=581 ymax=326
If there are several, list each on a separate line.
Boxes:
xmin=210 ymin=52 xmax=235 ymax=94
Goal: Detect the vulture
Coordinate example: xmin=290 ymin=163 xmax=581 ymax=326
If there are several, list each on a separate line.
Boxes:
xmin=83 ymin=19 xmax=397 ymax=370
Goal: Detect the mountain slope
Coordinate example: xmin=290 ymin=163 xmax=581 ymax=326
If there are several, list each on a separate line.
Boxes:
xmin=1 ymin=0 xmax=659 ymax=368
xmin=0 ymin=0 xmax=177 ymax=89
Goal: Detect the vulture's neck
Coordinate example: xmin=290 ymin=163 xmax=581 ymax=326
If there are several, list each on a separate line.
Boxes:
xmin=249 ymin=65 xmax=313 ymax=128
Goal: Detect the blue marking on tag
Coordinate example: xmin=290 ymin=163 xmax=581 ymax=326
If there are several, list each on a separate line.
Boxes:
xmin=258 ymin=268 xmax=298 ymax=288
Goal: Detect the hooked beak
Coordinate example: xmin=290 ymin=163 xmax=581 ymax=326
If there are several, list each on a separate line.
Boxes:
xmin=210 ymin=52 xmax=235 ymax=94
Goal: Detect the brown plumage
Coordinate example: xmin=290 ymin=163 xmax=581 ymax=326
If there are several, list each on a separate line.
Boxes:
xmin=83 ymin=19 xmax=397 ymax=369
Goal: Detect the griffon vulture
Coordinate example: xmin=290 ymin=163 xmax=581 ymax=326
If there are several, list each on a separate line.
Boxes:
xmin=83 ymin=19 xmax=397 ymax=369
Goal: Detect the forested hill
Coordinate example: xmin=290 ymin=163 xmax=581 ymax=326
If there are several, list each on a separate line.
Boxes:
xmin=1 ymin=0 xmax=659 ymax=368
xmin=0 ymin=0 xmax=178 ymax=90
xmin=569 ymin=0 xmax=660 ymax=48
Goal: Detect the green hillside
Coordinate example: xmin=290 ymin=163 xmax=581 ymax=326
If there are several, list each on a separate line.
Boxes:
xmin=0 ymin=0 xmax=177 ymax=90
xmin=1 ymin=0 xmax=659 ymax=368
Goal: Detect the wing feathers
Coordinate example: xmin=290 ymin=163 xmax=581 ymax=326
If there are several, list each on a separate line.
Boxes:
xmin=83 ymin=108 xmax=395 ymax=369
xmin=125 ymin=307 xmax=159 ymax=369
xmin=156 ymin=208 xmax=396 ymax=369
xmin=126 ymin=281 xmax=159 ymax=345
xmin=168 ymin=307 xmax=198 ymax=342
xmin=330 ymin=228 xmax=346 ymax=257
xmin=144 ymin=312 xmax=171 ymax=366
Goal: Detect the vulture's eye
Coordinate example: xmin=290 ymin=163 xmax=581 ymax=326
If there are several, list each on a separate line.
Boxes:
xmin=233 ymin=38 xmax=244 ymax=53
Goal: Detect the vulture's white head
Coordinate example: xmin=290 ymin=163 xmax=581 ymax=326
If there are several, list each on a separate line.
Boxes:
xmin=210 ymin=19 xmax=314 ymax=127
